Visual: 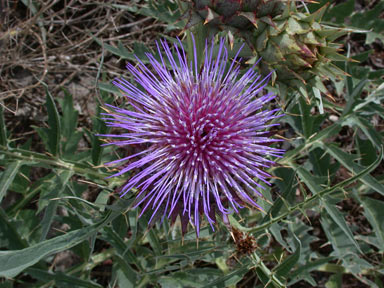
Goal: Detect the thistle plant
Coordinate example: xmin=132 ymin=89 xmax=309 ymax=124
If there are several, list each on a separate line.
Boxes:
xmin=1 ymin=1 xmax=383 ymax=287
xmin=101 ymin=38 xmax=284 ymax=235
xmin=184 ymin=0 xmax=349 ymax=101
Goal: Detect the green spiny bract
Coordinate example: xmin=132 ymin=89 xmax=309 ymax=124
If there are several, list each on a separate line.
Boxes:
xmin=185 ymin=0 xmax=349 ymax=103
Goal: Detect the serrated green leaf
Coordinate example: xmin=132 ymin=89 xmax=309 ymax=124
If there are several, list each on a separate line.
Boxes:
xmin=320 ymin=143 xmax=384 ymax=196
xmin=320 ymin=215 xmax=374 ymax=283
xmin=0 ymin=210 xmax=117 ymax=278
xmin=320 ymin=212 xmax=357 ymax=256
xmin=146 ymin=228 xmax=162 ymax=256
xmin=61 ymin=90 xmax=78 ymax=140
xmin=269 ymin=223 xmax=290 ymax=251
xmin=203 ymin=264 xmax=250 ymax=288
xmin=40 ymin=170 xmax=73 ymax=241
xmin=366 ymin=31 xmax=384 ymax=45
xmin=44 ymin=86 xmax=61 ymax=156
xmin=107 ymin=3 xmax=138 ymax=12
xmin=137 ymin=1 xmax=182 ymax=30
xmin=343 ymin=79 xmax=369 ymax=116
xmin=116 ymin=267 xmax=136 ymax=288
xmin=160 ymin=241 xmax=220 ymax=261
xmin=159 ymin=268 xmax=222 ymax=288
xmin=295 ymin=166 xmax=323 ymax=195
xmin=114 ymin=255 xmax=138 ymax=287
xmin=99 ymin=226 xmax=141 ymax=273
xmin=289 ymin=257 xmax=335 ymax=286
xmin=236 ymin=147 xmax=382 ymax=236
xmin=310 ymin=123 xmax=342 ymax=143
xmin=158 ymin=273 xmax=199 ymax=288
xmin=361 ymin=197 xmax=384 ymax=249
xmin=9 ymin=159 xmax=31 ymax=195
xmin=0 ymin=161 xmax=23 ymax=204
xmin=313 ymin=87 xmax=324 ymax=114
xmin=95 ymin=38 xmax=155 ymax=63
xmin=261 ymin=168 xmax=296 ymax=244
xmin=7 ymin=172 xmax=56 ymax=216
xmin=95 ymin=190 xmax=109 ymax=212
xmin=322 ymin=0 xmax=354 ymax=23
xmin=91 ymin=81 xmax=112 ymax=166
xmin=354 ymin=82 xmax=384 ymax=112
xmin=282 ymin=122 xmax=341 ymax=164
xmin=323 ymin=196 xmax=362 ymax=253
xmin=111 ymin=213 xmax=128 ymax=239
xmin=345 ymin=46 xmax=354 ymax=99
xmin=126 ymin=209 xmax=138 ymax=249
xmin=351 ymin=115 xmax=383 ymax=149
xmin=288 ymin=221 xmax=317 ymax=263
xmin=26 ymin=267 xmax=103 ymax=288
xmin=98 ymin=82 xmax=121 ymax=95
xmin=0 ymin=208 xmax=28 ymax=250
xmin=103 ymin=41 xmax=134 ymax=60
xmin=298 ymin=97 xmax=313 ymax=139
xmin=342 ymin=254 xmax=373 ymax=277
xmin=349 ymin=2 xmax=384 ymax=44
xmin=309 ymin=147 xmax=336 ymax=177
xmin=59 ymin=90 xmax=82 ymax=156
xmin=295 ymin=165 xmax=361 ymax=253
xmin=275 ymin=234 xmax=301 ymax=279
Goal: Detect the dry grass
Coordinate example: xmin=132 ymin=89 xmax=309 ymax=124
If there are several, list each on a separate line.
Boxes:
xmin=0 ymin=0 xmax=168 ymax=118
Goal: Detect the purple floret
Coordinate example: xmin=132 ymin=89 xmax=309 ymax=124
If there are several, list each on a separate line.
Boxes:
xmin=101 ymin=37 xmax=284 ymax=236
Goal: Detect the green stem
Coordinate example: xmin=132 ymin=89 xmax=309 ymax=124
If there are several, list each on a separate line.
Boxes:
xmin=0 ymin=145 xmax=109 ymax=180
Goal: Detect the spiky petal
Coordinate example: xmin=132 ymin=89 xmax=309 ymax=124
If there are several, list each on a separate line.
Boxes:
xmin=101 ymin=38 xmax=284 ymax=236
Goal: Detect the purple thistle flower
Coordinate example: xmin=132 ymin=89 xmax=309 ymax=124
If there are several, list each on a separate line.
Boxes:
xmin=101 ymin=37 xmax=284 ymax=236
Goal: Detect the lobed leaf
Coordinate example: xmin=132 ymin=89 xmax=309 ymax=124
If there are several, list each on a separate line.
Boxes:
xmin=0 ymin=210 xmax=117 ymax=278
xmin=44 ymin=86 xmax=62 ymax=156
xmin=274 ymin=234 xmax=302 ymax=279
xmin=319 ymin=143 xmax=384 ymax=195
xmin=39 ymin=170 xmax=73 ymax=241
xmin=361 ymin=197 xmax=384 ymax=250
xmin=0 ymin=161 xmax=23 ymax=204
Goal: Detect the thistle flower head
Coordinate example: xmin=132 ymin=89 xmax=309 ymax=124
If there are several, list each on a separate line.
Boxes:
xmin=102 ymin=37 xmax=284 ymax=236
